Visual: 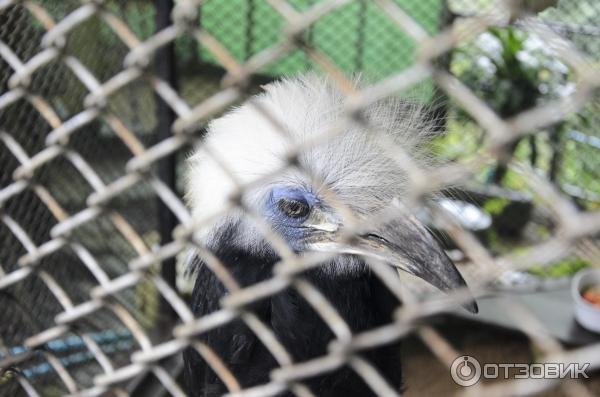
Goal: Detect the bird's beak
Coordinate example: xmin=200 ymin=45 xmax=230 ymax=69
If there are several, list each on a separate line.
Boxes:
xmin=306 ymin=210 xmax=478 ymax=314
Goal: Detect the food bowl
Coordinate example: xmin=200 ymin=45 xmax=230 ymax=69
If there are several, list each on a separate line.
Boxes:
xmin=572 ymin=268 xmax=600 ymax=333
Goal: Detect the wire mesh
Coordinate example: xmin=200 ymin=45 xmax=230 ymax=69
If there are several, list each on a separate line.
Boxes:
xmin=0 ymin=0 xmax=599 ymax=396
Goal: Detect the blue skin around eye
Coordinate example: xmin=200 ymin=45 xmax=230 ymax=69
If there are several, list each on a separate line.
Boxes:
xmin=265 ymin=186 xmax=318 ymax=250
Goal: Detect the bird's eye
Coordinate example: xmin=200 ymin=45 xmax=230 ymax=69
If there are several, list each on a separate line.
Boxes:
xmin=277 ymin=198 xmax=310 ymax=218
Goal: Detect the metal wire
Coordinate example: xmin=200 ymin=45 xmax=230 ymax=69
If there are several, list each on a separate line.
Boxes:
xmin=0 ymin=0 xmax=599 ymax=396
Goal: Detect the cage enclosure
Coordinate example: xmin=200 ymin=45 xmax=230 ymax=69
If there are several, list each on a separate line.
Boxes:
xmin=1 ymin=1 xmax=600 ymax=396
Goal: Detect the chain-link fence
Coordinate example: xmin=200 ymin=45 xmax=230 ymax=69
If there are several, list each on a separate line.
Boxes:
xmin=1 ymin=0 xmax=600 ymax=396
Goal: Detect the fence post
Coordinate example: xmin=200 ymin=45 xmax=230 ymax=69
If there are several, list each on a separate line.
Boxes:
xmin=155 ymin=0 xmax=178 ymax=325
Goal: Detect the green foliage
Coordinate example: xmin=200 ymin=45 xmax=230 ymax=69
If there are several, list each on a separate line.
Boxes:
xmin=437 ymin=19 xmax=600 ymax=209
xmin=436 ymin=25 xmax=574 ymax=172
xmin=430 ymin=113 xmax=482 ymax=159
xmin=451 ymin=26 xmax=572 ymax=118
xmin=528 ymin=258 xmax=590 ymax=279
xmin=483 ymin=197 xmax=510 ymax=216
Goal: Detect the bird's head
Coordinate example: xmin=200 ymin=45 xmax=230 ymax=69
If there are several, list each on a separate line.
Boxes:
xmin=186 ymin=75 xmax=477 ymax=313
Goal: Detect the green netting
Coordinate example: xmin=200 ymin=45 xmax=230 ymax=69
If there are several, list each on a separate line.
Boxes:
xmin=198 ymin=0 xmax=443 ymax=79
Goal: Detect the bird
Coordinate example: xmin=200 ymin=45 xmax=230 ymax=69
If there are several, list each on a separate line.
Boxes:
xmin=182 ymin=74 xmax=477 ymax=397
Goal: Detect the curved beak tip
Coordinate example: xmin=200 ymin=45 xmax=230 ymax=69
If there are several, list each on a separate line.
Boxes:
xmin=463 ymin=300 xmax=479 ymax=314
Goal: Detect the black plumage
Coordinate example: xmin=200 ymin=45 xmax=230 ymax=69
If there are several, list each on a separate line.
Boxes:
xmin=183 ymin=224 xmax=403 ymax=397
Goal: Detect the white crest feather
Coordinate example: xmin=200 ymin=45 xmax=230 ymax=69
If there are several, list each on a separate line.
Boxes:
xmin=185 ymin=74 xmax=436 ymax=248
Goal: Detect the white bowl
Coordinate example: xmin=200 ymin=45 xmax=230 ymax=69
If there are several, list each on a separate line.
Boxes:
xmin=572 ymin=268 xmax=600 ymax=333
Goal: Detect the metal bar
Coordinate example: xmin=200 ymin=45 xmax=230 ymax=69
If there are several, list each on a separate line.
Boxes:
xmin=429 ymin=0 xmax=454 ymax=134
xmin=245 ymin=0 xmax=255 ymax=61
xmin=304 ymin=0 xmax=315 ymax=70
xmin=354 ymin=0 xmax=367 ymax=71
xmin=155 ymin=0 xmax=178 ymax=325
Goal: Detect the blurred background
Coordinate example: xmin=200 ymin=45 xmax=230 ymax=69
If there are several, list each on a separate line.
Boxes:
xmin=1 ymin=0 xmax=599 ymax=396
